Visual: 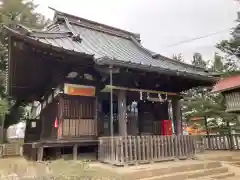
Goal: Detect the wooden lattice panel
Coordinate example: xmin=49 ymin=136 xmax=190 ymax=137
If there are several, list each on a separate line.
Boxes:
xmin=62 ymin=96 xmax=95 ymax=119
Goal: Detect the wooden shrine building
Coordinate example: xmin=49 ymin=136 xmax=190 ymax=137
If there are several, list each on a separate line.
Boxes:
xmin=212 ymin=75 xmax=240 ymax=113
xmin=5 ymin=8 xmax=216 ymax=161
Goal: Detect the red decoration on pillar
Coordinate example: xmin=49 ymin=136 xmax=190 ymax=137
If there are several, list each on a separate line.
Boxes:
xmin=54 ymin=117 xmax=59 ymax=128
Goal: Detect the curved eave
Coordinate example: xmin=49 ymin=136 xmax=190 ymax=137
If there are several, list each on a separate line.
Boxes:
xmin=211 ymin=85 xmax=240 ymax=94
xmin=211 ymin=75 xmax=240 ymax=94
xmin=95 ymin=57 xmax=217 ymax=84
xmin=4 ymin=26 xmax=94 ymax=59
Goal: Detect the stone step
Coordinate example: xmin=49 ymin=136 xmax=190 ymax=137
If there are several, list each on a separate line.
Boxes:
xmin=210 ymin=172 xmax=235 ymax=179
xmin=123 ymin=161 xmax=222 ymax=180
xmin=223 ymin=175 xmax=240 ymax=180
xmin=187 ymin=172 xmax=235 ymax=180
xmin=140 ymin=167 xmax=229 ymax=180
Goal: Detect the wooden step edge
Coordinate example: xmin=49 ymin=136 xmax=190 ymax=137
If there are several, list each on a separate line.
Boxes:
xmin=212 ymin=172 xmax=235 ymax=179
xmin=123 ymin=161 xmax=222 ymax=179
xmin=140 ymin=167 xmax=228 ymax=180
xmin=187 ymin=172 xmax=235 ymax=180
xmin=124 ymin=161 xmax=221 ymax=173
xmin=223 ymin=175 xmax=240 ymax=180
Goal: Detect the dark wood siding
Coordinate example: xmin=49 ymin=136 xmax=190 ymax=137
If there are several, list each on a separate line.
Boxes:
xmin=40 ymin=99 xmax=58 ymax=140
xmin=24 ymin=119 xmax=41 ymax=143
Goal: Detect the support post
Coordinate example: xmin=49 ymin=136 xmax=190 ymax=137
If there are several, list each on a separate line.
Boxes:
xmin=73 ymin=144 xmax=78 ymax=160
xmin=227 ymin=121 xmax=234 ymax=150
xmin=37 ymin=147 xmax=43 ymax=161
xmin=118 ymin=90 xmax=127 ymax=136
xmin=204 ymin=116 xmax=211 ymax=148
xmin=55 ymin=147 xmax=61 ymax=159
xmin=109 ymin=67 xmax=114 ymax=136
xmin=172 ymin=97 xmax=182 ymax=135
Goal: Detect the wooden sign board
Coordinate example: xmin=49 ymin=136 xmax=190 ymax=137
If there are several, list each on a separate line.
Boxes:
xmin=64 ymin=83 xmax=95 ymax=97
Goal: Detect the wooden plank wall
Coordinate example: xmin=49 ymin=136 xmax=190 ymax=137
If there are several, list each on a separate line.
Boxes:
xmin=58 ymin=95 xmax=97 ymax=138
xmin=62 ymin=119 xmax=97 ymax=136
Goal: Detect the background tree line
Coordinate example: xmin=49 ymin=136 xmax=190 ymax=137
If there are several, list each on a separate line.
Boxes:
xmin=0 ymin=0 xmax=49 ymax=141
xmin=181 ymin=11 xmax=240 ymax=133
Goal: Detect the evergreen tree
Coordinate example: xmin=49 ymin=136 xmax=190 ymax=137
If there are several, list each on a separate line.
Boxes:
xmin=192 ymin=52 xmax=207 ymax=68
xmin=182 ymin=53 xmax=237 ymax=133
xmin=217 ymin=11 xmax=240 ymax=72
xmin=212 ymin=53 xmax=224 ymax=72
xmin=172 ymin=53 xmax=184 ymax=62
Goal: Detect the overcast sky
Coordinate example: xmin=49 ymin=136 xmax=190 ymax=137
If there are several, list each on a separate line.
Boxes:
xmin=34 ymin=0 xmax=239 ymax=63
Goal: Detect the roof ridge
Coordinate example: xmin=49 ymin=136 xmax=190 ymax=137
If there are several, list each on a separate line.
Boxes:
xmin=155 ymin=54 xmax=207 ymax=71
xmin=49 ymin=7 xmax=141 ymax=40
xmin=30 ymin=31 xmax=73 ymax=39
xmin=130 ymin=36 xmax=159 ymax=58
xmin=59 ymin=19 xmax=133 ymax=40
xmin=14 ymin=24 xmax=73 ymax=39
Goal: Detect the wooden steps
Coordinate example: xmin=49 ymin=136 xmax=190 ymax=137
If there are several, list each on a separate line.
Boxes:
xmin=112 ymin=160 xmax=236 ymax=180
xmin=140 ymin=167 xmax=231 ymax=180
xmin=187 ymin=172 xmax=235 ymax=180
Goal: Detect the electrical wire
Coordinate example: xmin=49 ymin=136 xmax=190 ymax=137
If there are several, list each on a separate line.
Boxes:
xmin=166 ymin=28 xmax=233 ymax=48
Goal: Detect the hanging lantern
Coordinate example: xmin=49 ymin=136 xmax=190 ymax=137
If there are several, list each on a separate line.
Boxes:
xmin=158 ymin=93 xmax=162 ymax=102
xmin=158 ymin=93 xmax=168 ymax=102
xmin=163 ymin=94 xmax=168 ymax=102
xmin=140 ymin=91 xmax=143 ymax=100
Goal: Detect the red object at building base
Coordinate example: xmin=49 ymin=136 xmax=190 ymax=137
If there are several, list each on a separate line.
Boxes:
xmin=161 ymin=120 xmax=173 ymax=136
xmin=54 ymin=117 xmax=59 ymax=128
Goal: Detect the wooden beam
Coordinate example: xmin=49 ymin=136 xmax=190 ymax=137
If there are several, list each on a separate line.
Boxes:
xmin=102 ymin=85 xmax=177 ymax=96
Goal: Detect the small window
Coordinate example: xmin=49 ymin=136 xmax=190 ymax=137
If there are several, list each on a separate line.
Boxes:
xmin=31 ymin=121 xmax=36 ymax=128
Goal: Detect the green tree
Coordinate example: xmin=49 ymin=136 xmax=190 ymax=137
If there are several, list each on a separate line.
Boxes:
xmin=217 ymin=11 xmax=240 ymax=71
xmin=212 ymin=53 xmax=224 ymax=72
xmin=192 ymin=52 xmax=207 ymax=68
xmin=172 ymin=53 xmax=184 ymax=62
xmin=0 ymin=0 xmax=49 ymax=127
xmin=182 ymin=53 xmax=237 ymax=133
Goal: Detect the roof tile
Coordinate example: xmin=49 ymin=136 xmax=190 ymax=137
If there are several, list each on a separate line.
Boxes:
xmin=36 ymin=22 xmax=209 ymax=77
xmin=212 ymin=75 xmax=240 ymax=93
xmin=8 ymin=9 xmax=214 ymax=80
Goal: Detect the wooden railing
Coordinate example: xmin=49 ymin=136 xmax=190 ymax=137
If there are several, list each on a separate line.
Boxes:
xmin=98 ymin=135 xmax=196 ymax=166
xmin=0 ymin=143 xmax=22 ymax=157
xmin=196 ymin=134 xmax=240 ymax=151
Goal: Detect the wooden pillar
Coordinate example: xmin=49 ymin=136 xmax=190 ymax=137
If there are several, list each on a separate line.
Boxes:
xmin=172 ymin=97 xmax=182 ymax=135
xmin=73 ymin=144 xmax=78 ymax=160
xmin=118 ymin=90 xmax=127 ymax=136
xmin=37 ymin=147 xmax=43 ymax=161
xmin=55 ymin=147 xmax=61 ymax=159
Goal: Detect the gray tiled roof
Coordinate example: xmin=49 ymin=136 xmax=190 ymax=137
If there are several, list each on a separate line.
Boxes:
xmin=8 ymin=9 xmax=214 ymax=80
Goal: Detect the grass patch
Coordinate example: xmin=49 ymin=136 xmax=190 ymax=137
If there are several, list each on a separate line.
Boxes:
xmin=0 ymin=157 xmax=122 ymax=179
